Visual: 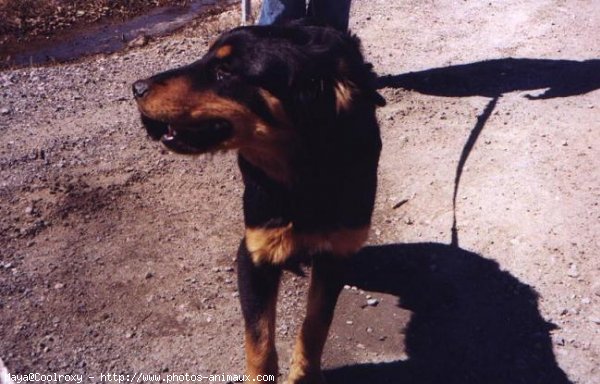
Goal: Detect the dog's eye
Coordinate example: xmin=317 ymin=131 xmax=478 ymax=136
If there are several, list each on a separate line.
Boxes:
xmin=215 ymin=67 xmax=231 ymax=81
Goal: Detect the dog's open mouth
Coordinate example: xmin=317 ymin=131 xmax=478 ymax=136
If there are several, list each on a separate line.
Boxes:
xmin=140 ymin=114 xmax=233 ymax=154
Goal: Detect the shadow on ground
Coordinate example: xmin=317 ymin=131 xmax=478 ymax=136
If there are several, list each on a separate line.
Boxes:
xmin=335 ymin=57 xmax=592 ymax=383
xmin=378 ymin=57 xmax=600 ymax=248
xmin=377 ymin=57 xmax=600 ymax=99
xmin=326 ymin=243 xmax=571 ymax=384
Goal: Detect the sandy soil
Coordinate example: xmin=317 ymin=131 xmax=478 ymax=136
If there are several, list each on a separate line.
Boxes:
xmin=0 ymin=1 xmax=598 ymax=383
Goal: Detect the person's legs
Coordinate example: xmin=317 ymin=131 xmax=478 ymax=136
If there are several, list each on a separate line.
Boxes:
xmin=307 ymin=0 xmax=352 ymax=30
xmin=258 ymin=0 xmax=307 ymax=25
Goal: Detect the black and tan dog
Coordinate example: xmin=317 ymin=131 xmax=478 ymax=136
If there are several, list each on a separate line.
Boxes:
xmin=133 ymin=22 xmax=385 ymax=384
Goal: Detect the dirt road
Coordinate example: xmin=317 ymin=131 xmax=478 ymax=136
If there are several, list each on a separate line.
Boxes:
xmin=1 ymin=1 xmax=598 ymax=383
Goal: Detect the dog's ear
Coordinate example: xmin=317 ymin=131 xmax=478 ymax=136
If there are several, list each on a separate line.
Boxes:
xmin=293 ymin=63 xmax=385 ymax=115
xmin=291 ymin=29 xmax=387 ymax=114
xmin=333 ymin=77 xmax=355 ymax=113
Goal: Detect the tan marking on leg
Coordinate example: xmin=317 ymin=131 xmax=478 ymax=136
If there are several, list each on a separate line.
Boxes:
xmin=245 ymin=225 xmax=370 ymax=265
xmin=288 ymin=258 xmax=343 ymax=384
xmin=245 ymin=293 xmax=279 ymax=381
xmin=325 ymin=227 xmax=370 ymax=255
xmin=246 ymin=224 xmax=295 ymax=265
xmin=288 ymin=321 xmax=329 ymax=384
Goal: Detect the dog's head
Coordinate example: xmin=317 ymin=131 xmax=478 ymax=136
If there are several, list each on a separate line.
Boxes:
xmin=133 ymin=24 xmax=385 ymax=159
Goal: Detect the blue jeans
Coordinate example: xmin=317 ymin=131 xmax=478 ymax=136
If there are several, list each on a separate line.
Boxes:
xmin=258 ymin=0 xmax=352 ymax=30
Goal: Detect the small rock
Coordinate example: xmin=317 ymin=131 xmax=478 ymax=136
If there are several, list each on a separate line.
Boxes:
xmin=1 ymin=107 xmax=9 ymax=115
xmin=392 ymin=199 xmax=408 ymax=210
xmin=366 ymin=298 xmax=379 ymax=307
xmin=346 ymin=320 xmax=354 ymax=325
xmin=567 ymin=264 xmax=579 ymax=278
xmin=570 ymin=308 xmax=580 ymax=316
xmin=357 ymin=343 xmax=365 ymax=349
xmin=145 ymin=271 xmax=154 ymax=279
xmin=588 ymin=316 xmax=600 ymax=325
xmin=54 ymin=283 xmax=64 ymax=289
xmin=128 ymin=35 xmax=149 ymax=48
xmin=25 ymin=206 xmax=34 ymax=214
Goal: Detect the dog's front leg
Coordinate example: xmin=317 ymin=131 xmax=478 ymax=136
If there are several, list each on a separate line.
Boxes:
xmin=288 ymin=254 xmax=345 ymax=384
xmin=237 ymin=239 xmax=282 ymax=382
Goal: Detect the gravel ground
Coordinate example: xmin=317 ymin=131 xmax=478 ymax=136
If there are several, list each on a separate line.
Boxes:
xmin=0 ymin=0 xmax=188 ymax=42
xmin=0 ymin=1 xmax=598 ymax=383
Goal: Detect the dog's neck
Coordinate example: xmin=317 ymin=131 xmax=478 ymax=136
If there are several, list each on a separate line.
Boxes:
xmin=238 ymin=145 xmax=295 ymax=186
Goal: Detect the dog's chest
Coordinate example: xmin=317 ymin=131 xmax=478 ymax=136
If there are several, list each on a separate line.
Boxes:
xmin=245 ymin=223 xmax=369 ymax=265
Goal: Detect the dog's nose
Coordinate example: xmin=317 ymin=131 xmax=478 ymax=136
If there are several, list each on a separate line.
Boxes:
xmin=132 ymin=80 xmax=150 ymax=98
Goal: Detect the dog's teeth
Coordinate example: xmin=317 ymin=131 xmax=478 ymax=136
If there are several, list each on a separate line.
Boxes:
xmin=163 ymin=134 xmax=174 ymax=141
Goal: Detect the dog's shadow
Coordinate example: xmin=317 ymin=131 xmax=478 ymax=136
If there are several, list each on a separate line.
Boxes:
xmin=377 ymin=57 xmax=600 ymax=99
xmin=325 ymin=243 xmax=571 ymax=384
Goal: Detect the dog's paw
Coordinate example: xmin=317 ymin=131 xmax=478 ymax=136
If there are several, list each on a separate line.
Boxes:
xmin=287 ymin=369 xmax=327 ymax=384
